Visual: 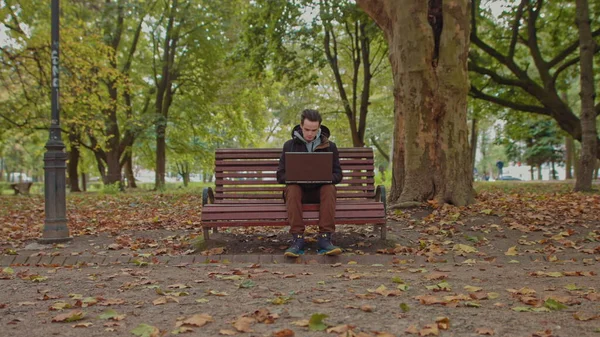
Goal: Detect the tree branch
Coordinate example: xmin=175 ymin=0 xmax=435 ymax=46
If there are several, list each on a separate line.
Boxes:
xmin=508 ymin=0 xmax=527 ymax=59
xmin=548 ymin=28 xmax=600 ymax=68
xmin=370 ymin=136 xmax=389 ymax=162
xmin=470 ymin=85 xmax=549 ymax=115
xmin=526 ymin=0 xmax=552 ymax=86
xmin=468 ymin=61 xmax=528 ymax=88
xmin=552 ymin=42 xmax=600 ymax=83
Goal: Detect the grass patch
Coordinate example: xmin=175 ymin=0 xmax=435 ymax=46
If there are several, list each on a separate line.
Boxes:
xmin=474 ymin=181 xmax=599 ymax=195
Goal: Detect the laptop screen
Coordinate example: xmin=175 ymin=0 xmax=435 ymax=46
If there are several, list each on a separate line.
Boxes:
xmin=285 ymin=152 xmax=333 ymax=183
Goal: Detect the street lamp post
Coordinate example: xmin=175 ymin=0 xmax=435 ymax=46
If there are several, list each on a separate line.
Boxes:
xmin=38 ymin=0 xmax=71 ymax=244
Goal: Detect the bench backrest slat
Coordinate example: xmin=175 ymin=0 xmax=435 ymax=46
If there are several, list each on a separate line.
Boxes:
xmin=213 ymin=148 xmax=376 ymax=203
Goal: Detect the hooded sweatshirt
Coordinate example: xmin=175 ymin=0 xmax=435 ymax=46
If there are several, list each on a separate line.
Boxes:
xmin=276 ymin=124 xmax=343 ymax=185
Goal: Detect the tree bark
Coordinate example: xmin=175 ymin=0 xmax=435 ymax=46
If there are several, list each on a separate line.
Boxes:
xmin=574 ymin=0 xmax=597 ymax=191
xmin=470 ymin=118 xmax=478 ymax=175
xmin=122 ymin=150 xmax=137 ymax=188
xmin=358 ymin=0 xmax=474 ymax=206
xmin=566 ymin=136 xmax=574 ymax=179
xmin=67 ymin=131 xmax=81 ymax=192
xmin=81 ymin=173 xmax=87 ymax=192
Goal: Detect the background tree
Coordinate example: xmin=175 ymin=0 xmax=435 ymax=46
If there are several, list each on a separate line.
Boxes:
xmin=468 ymin=0 xmax=600 ymax=189
xmin=574 ymin=0 xmax=597 ymax=191
xmin=358 ymin=0 xmax=475 ymax=206
xmin=241 ymin=0 xmax=389 ymax=148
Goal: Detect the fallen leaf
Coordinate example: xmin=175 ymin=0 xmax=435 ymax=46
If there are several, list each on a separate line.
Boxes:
xmin=573 ymin=312 xmax=600 ymax=321
xmin=360 ymin=305 xmax=374 ymax=312
xmin=153 ymin=296 xmax=179 ymax=305
xmin=425 ymin=272 xmax=448 ymax=281
xmin=72 ymin=322 xmax=93 ymax=328
xmin=326 ymin=325 xmax=353 ymax=333
xmin=52 ymin=310 xmax=85 ymax=323
xmin=182 ymin=313 xmax=213 ymax=327
xmin=544 ymin=298 xmax=567 ymax=311
xmin=308 ymin=313 xmax=328 ymax=331
xmin=453 ymin=244 xmax=478 ymax=255
xmin=465 ymin=285 xmax=483 ymax=292
xmin=131 ymin=323 xmax=160 ymax=337
xmin=475 ymin=327 xmax=495 ymax=335
xmin=406 ymin=325 xmax=419 ymax=334
xmin=415 ymin=295 xmax=443 ymax=305
xmin=99 ymin=309 xmax=126 ymax=321
xmin=420 ymin=323 xmax=439 ymax=336
xmin=168 ymin=283 xmax=190 ymax=289
xmin=272 ymin=329 xmax=295 ymax=337
xmin=233 ymin=317 xmax=255 ymax=332
xmin=219 ymin=329 xmax=238 ymax=335
xmin=171 ymin=326 xmax=194 ymax=334
xmin=435 ymin=317 xmax=450 ymax=330
xmin=504 ymin=246 xmax=518 ymax=256
xmin=312 ymin=298 xmax=331 ymax=304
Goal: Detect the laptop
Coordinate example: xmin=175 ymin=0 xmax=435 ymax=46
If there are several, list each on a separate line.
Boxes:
xmin=285 ymin=152 xmax=333 ymax=184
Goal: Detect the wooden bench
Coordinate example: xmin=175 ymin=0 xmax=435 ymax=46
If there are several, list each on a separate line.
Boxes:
xmin=201 ymin=148 xmax=387 ymax=240
xmin=10 ymin=182 xmax=33 ymax=195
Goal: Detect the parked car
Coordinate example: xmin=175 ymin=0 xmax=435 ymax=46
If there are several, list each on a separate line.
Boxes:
xmin=498 ymin=175 xmax=522 ymax=181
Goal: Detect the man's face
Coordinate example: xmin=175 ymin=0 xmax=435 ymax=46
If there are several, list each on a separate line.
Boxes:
xmin=301 ymin=119 xmax=320 ymax=142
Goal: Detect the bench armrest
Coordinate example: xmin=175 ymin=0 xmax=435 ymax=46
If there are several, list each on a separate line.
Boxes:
xmin=375 ymin=185 xmax=387 ymax=213
xmin=202 ymin=187 xmax=215 ymax=206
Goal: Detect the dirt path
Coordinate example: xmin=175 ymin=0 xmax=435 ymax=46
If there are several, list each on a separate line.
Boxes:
xmin=1 ymin=256 xmax=598 ymax=337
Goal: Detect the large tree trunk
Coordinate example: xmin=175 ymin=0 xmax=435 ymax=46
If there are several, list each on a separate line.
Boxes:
xmin=574 ymin=0 xmax=597 ymax=191
xmin=358 ymin=0 xmax=474 ymax=206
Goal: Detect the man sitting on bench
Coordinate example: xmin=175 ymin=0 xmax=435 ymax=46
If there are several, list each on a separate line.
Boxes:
xmin=276 ymin=109 xmax=343 ymax=257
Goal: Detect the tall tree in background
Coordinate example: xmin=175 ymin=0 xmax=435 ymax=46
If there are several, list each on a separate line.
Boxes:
xmin=358 ymin=0 xmax=474 ymax=206
xmin=469 ymin=1 xmax=600 ymax=161
xmin=574 ymin=0 xmax=597 ymax=191
xmin=241 ymin=0 xmax=388 ymax=147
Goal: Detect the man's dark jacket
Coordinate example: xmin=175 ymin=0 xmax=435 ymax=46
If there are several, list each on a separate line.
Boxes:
xmin=276 ymin=124 xmax=343 ymax=186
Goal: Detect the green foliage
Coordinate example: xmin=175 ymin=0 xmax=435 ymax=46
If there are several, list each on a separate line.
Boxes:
xmin=102 ymin=183 xmax=122 ymax=195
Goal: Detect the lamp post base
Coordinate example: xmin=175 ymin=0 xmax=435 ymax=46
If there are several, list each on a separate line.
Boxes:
xmin=37 ymin=237 xmax=73 ymax=244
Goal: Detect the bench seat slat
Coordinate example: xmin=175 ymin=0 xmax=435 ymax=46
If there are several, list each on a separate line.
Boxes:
xmin=202 ymin=218 xmax=386 ymax=227
xmin=215 ymin=186 xmax=375 ymax=193
xmin=215 ymin=171 xmax=375 ymax=178
xmin=203 ymin=203 xmax=384 ymax=213
xmin=215 ymin=192 xmax=376 ymax=199
xmin=202 ymin=210 xmax=385 ymax=221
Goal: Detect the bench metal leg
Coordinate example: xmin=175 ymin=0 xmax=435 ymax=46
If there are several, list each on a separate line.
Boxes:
xmin=202 ymin=227 xmax=210 ymax=241
xmin=377 ymin=224 xmax=387 ymax=240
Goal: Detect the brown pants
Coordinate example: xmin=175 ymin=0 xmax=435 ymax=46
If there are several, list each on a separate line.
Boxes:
xmin=284 ymin=184 xmax=336 ymax=234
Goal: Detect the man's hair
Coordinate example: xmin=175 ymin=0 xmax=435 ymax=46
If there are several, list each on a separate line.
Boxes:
xmin=301 ymin=109 xmax=322 ymax=124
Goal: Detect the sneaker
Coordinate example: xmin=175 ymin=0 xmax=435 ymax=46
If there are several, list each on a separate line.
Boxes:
xmin=284 ymin=234 xmax=305 ymax=257
xmin=317 ymin=233 xmax=342 ymax=256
